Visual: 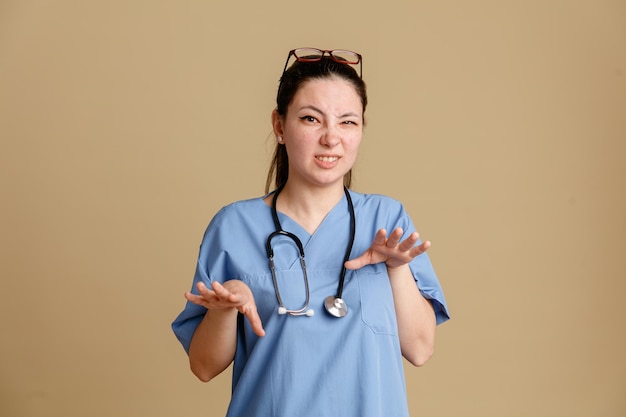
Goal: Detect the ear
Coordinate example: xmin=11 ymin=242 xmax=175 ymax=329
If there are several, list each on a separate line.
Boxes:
xmin=271 ymin=109 xmax=284 ymax=139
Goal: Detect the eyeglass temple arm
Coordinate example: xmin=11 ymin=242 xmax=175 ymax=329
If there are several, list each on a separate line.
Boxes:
xmin=281 ymin=50 xmax=295 ymax=79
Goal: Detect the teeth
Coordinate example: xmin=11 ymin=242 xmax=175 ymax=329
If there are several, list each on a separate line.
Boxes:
xmin=317 ymin=156 xmax=338 ymax=162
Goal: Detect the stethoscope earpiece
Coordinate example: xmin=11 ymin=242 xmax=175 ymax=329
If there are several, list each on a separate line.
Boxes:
xmin=277 ymin=306 xmax=314 ymax=316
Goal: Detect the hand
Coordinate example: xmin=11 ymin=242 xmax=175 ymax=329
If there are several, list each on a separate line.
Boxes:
xmin=185 ymin=280 xmax=265 ymax=337
xmin=344 ymin=227 xmax=431 ymax=271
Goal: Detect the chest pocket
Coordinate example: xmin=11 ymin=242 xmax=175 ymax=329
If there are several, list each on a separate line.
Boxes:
xmin=356 ymin=263 xmax=398 ymax=335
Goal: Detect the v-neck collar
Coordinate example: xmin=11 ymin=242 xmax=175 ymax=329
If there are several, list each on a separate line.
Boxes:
xmin=273 ymin=193 xmax=347 ymax=241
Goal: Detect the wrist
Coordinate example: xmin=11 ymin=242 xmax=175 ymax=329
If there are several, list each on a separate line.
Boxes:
xmin=385 ymin=263 xmax=409 ymax=275
xmin=205 ymin=306 xmax=238 ymax=318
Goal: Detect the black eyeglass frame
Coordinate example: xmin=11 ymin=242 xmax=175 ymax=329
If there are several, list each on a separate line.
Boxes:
xmin=281 ymin=48 xmax=363 ymax=78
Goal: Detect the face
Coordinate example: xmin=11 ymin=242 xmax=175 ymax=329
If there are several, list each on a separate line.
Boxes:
xmin=273 ymin=77 xmax=364 ymax=190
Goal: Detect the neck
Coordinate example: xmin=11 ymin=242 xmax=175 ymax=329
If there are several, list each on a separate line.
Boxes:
xmin=273 ymin=183 xmax=346 ymax=234
xmin=281 ymin=180 xmax=345 ymax=211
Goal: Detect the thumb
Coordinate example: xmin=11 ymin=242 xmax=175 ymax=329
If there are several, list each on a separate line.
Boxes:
xmin=242 ymin=305 xmax=266 ymax=337
xmin=344 ymin=252 xmax=371 ymax=270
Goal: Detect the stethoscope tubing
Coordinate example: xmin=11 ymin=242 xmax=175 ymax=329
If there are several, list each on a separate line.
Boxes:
xmin=335 ymin=188 xmax=355 ymax=299
xmin=266 ymin=229 xmax=312 ymax=316
xmin=266 ymin=185 xmax=355 ymax=317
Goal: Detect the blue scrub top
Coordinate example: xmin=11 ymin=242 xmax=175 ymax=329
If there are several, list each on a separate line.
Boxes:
xmin=172 ymin=191 xmax=449 ymax=417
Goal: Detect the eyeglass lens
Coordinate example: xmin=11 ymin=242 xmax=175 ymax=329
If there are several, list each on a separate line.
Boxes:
xmin=293 ymin=48 xmax=360 ymax=65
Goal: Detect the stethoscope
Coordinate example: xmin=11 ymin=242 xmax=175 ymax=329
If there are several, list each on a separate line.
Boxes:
xmin=265 ymin=185 xmax=356 ymax=318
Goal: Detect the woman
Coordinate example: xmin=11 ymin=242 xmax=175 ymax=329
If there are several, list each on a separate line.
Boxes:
xmin=172 ymin=48 xmax=449 ymax=417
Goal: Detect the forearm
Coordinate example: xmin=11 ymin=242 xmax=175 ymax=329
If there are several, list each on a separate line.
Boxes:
xmin=188 ymin=307 xmax=238 ymax=382
xmin=388 ymin=264 xmax=436 ymax=367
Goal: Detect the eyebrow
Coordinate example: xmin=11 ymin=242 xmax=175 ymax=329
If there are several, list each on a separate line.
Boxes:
xmin=298 ymin=105 xmax=361 ymax=119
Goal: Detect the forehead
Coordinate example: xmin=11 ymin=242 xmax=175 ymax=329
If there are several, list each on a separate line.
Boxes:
xmin=290 ymin=77 xmax=363 ymax=113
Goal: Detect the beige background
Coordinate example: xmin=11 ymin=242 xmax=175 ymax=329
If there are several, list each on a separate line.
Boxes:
xmin=1 ymin=1 xmax=625 ymax=416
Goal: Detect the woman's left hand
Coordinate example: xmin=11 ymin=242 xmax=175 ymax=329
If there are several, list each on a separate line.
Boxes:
xmin=344 ymin=227 xmax=430 ymax=271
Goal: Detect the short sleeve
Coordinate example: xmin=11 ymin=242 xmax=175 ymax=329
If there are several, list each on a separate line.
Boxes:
xmin=410 ymin=251 xmax=450 ymax=325
xmin=171 ymin=207 xmax=231 ymax=353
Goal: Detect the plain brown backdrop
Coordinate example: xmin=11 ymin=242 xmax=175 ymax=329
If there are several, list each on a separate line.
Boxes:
xmin=1 ymin=1 xmax=625 ymax=416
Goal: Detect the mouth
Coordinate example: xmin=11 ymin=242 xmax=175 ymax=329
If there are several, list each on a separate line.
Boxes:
xmin=316 ymin=156 xmax=339 ymax=162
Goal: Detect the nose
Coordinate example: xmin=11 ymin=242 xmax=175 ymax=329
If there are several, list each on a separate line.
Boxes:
xmin=320 ymin=125 xmax=341 ymax=147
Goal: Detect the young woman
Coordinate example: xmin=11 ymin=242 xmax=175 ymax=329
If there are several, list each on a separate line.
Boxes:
xmin=172 ymin=48 xmax=450 ymax=417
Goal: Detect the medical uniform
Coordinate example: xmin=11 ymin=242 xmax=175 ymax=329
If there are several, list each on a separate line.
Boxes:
xmin=172 ymin=190 xmax=449 ymax=417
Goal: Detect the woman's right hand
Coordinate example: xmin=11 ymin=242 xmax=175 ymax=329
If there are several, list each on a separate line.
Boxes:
xmin=185 ymin=280 xmax=265 ymax=337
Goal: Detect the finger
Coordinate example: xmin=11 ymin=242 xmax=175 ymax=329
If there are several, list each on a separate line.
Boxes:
xmin=209 ymin=281 xmax=235 ymax=301
xmin=397 ymin=231 xmax=420 ymax=252
xmin=210 ymin=281 xmax=231 ymax=298
xmin=242 ymin=306 xmax=266 ymax=337
xmin=196 ymin=281 xmax=216 ymax=298
xmin=373 ymin=228 xmax=387 ymax=246
xmin=386 ymin=227 xmax=404 ymax=248
xmin=408 ymin=240 xmax=431 ymax=257
xmin=185 ymin=291 xmax=210 ymax=307
xmin=215 ymin=281 xmax=248 ymax=305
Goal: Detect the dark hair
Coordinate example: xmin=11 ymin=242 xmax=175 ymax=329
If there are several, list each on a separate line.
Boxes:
xmin=265 ymin=56 xmax=368 ymax=194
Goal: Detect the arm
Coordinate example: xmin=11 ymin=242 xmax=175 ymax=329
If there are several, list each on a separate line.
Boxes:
xmin=387 ymin=264 xmax=436 ymax=366
xmin=345 ymin=227 xmax=437 ymax=367
xmin=184 ymin=280 xmax=265 ymax=382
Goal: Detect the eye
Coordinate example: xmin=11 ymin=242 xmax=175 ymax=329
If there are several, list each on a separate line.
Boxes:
xmin=299 ymin=115 xmax=318 ymax=123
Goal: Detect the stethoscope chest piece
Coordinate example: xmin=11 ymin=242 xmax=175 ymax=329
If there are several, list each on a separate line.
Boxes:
xmin=324 ymin=295 xmax=348 ymax=318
